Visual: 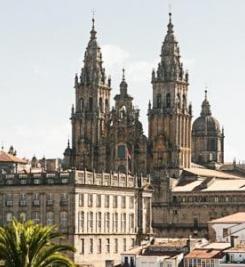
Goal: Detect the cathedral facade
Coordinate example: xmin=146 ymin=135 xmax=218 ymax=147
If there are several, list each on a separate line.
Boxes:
xmin=63 ymin=13 xmax=245 ymax=239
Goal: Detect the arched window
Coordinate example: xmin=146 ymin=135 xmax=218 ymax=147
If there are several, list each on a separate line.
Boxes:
xmin=105 ymin=99 xmax=109 ymax=111
xmin=78 ymin=211 xmax=84 ymax=233
xmin=80 ymin=98 xmax=84 ymax=112
xmin=60 ymin=211 xmax=68 ymax=229
xmin=166 ymin=93 xmax=171 ymax=108
xmin=177 ymin=93 xmax=181 ymax=108
xmin=156 ymin=94 xmax=161 ymax=108
xmin=87 ymin=211 xmax=93 ymax=232
xmin=183 ymin=94 xmax=186 ymax=109
xmin=19 ymin=212 xmax=26 ymax=222
xmin=99 ymin=97 xmax=103 ymax=113
xmin=47 ymin=211 xmax=54 ymax=225
xmin=89 ymin=97 xmax=93 ymax=112
xmin=6 ymin=212 xmax=13 ymax=223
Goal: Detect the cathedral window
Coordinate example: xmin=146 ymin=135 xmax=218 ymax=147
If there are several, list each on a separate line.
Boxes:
xmin=121 ymin=213 xmax=126 ymax=233
xmin=80 ymin=98 xmax=84 ymax=112
xmin=113 ymin=196 xmax=118 ymax=208
xmin=121 ymin=196 xmax=126 ymax=209
xmin=60 ymin=211 xmax=68 ymax=229
xmin=89 ymin=97 xmax=93 ymax=112
xmin=129 ymin=213 xmax=134 ymax=233
xmin=129 ymin=196 xmax=134 ymax=209
xmin=88 ymin=194 xmax=93 ymax=207
xmin=78 ymin=211 xmax=84 ymax=233
xmin=46 ymin=211 xmax=54 ymax=225
xmin=97 ymin=238 xmax=102 ymax=254
xmin=99 ymin=97 xmax=103 ymax=113
xmin=87 ymin=211 xmax=93 ymax=232
xmin=118 ymin=144 xmax=126 ymax=159
xmin=156 ymin=94 xmax=161 ymax=108
xmin=96 ymin=194 xmax=101 ymax=207
xmin=113 ymin=212 xmax=118 ymax=232
xmin=105 ymin=195 xmax=110 ymax=208
xmin=183 ymin=94 xmax=186 ymax=109
xmin=104 ymin=212 xmax=110 ymax=232
xmin=96 ymin=212 xmax=101 ymax=232
xmin=32 ymin=211 xmax=40 ymax=224
xmin=177 ymin=93 xmax=181 ymax=108
xmin=6 ymin=212 xmax=13 ymax=223
xmin=166 ymin=93 xmax=171 ymax=108
xmin=19 ymin=212 xmax=26 ymax=222
xmin=105 ymin=99 xmax=109 ymax=111
xmin=114 ymin=238 xmax=118 ymax=253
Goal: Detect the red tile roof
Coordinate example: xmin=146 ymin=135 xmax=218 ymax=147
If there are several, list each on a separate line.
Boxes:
xmin=0 ymin=151 xmax=27 ymax=164
xmin=185 ymin=249 xmax=224 ymax=259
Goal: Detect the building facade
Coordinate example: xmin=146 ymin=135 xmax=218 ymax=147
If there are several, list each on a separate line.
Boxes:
xmin=0 ymin=171 xmax=152 ymax=267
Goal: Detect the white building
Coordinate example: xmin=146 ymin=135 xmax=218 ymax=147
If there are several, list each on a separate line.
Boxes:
xmin=209 ymin=212 xmax=245 ymax=243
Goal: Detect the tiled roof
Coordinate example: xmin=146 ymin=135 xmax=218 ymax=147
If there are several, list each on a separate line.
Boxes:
xmin=0 ymin=151 xmax=27 ymax=164
xmin=185 ymin=249 xmax=224 ymax=259
xmin=209 ymin=212 xmax=245 ymax=224
xmin=184 ymin=168 xmax=243 ymax=179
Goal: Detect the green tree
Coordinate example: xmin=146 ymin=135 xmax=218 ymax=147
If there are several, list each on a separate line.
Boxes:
xmin=0 ymin=218 xmax=75 ymax=267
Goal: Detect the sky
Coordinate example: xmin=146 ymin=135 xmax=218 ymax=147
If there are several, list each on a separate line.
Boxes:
xmin=0 ymin=0 xmax=244 ymax=162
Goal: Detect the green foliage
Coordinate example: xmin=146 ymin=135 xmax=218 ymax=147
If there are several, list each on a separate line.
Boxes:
xmin=0 ymin=218 xmax=76 ymax=267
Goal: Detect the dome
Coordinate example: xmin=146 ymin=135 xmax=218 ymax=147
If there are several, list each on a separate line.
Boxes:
xmin=192 ymin=115 xmax=221 ymax=134
xmin=64 ymin=140 xmax=72 ymax=156
xmin=192 ymin=90 xmax=221 ymax=135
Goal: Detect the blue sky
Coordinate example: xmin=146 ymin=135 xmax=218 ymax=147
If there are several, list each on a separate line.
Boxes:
xmin=0 ymin=0 xmax=244 ymax=162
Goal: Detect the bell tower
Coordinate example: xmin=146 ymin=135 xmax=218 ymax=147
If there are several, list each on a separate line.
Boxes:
xmin=148 ymin=13 xmax=192 ymax=177
xmin=71 ymin=18 xmax=111 ymax=171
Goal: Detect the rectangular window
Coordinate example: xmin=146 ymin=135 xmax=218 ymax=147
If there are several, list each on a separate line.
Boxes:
xmin=123 ymin=238 xmax=127 ymax=251
xmin=88 ymin=194 xmax=93 ymax=207
xmin=79 ymin=193 xmax=84 ymax=207
xmin=78 ymin=211 xmax=84 ymax=233
xmin=60 ymin=211 xmax=68 ymax=230
xmin=46 ymin=193 xmax=53 ymax=206
xmin=131 ymin=238 xmax=135 ymax=248
xmin=32 ymin=211 xmax=40 ymax=224
xmin=89 ymin=238 xmax=93 ymax=254
xmin=105 ymin=195 xmax=110 ymax=208
xmin=104 ymin=212 xmax=110 ymax=233
xmin=33 ymin=193 xmax=40 ymax=207
xmin=129 ymin=196 xmax=134 ymax=209
xmin=106 ymin=238 xmax=110 ymax=253
xmin=97 ymin=238 xmax=102 ymax=254
xmin=96 ymin=212 xmax=102 ymax=233
xmin=81 ymin=239 xmax=84 ymax=254
xmin=121 ymin=196 xmax=126 ymax=209
xmin=121 ymin=213 xmax=126 ymax=233
xmin=60 ymin=193 xmax=68 ymax=206
xmin=96 ymin=194 xmax=101 ymax=207
xmin=87 ymin=212 xmax=93 ymax=232
xmin=113 ymin=195 xmax=118 ymax=208
xmin=129 ymin=214 xmax=134 ymax=233
xmin=19 ymin=193 xmax=27 ymax=207
xmin=113 ymin=212 xmax=118 ymax=232
xmin=114 ymin=238 xmax=118 ymax=253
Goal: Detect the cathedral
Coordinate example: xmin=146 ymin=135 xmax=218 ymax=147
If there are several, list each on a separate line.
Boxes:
xmin=63 ymin=13 xmax=223 ymax=176
xmin=63 ymin=13 xmax=245 ymax=238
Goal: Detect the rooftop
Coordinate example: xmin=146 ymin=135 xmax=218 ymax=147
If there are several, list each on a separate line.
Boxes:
xmin=0 ymin=150 xmax=27 ymax=164
xmin=209 ymin=212 xmax=245 ymax=224
xmin=185 ymin=249 xmax=224 ymax=259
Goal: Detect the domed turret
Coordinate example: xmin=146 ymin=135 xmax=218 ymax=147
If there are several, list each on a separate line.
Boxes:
xmin=192 ymin=90 xmax=224 ymax=167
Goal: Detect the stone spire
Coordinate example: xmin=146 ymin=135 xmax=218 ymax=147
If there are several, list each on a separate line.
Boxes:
xmin=156 ymin=13 xmax=186 ymax=82
xmin=201 ymin=90 xmax=212 ymax=116
xmin=80 ymin=17 xmax=107 ymax=86
xmin=120 ymin=68 xmax=128 ymax=96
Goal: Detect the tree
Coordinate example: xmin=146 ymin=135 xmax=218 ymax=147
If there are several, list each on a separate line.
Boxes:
xmin=0 ymin=218 xmax=76 ymax=267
